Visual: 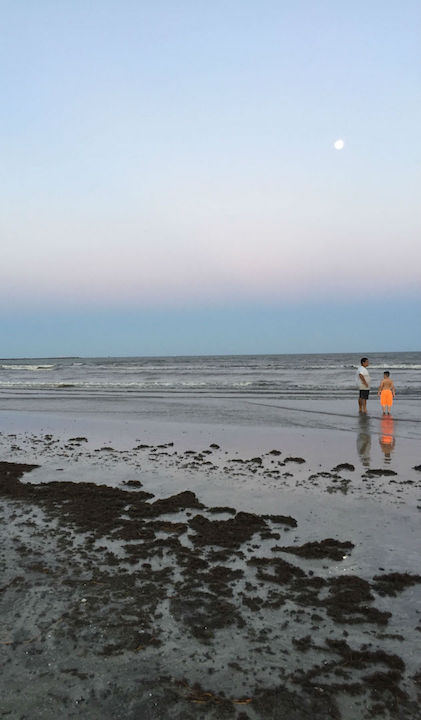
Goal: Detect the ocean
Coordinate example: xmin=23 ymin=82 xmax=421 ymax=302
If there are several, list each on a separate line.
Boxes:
xmin=0 ymin=351 xmax=419 ymax=399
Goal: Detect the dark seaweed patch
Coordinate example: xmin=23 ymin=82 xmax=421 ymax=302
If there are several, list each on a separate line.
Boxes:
xmin=273 ymin=538 xmax=354 ymax=561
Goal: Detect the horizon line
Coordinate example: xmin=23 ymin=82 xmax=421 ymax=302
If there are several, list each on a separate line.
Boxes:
xmin=1 ymin=349 xmax=418 ymax=361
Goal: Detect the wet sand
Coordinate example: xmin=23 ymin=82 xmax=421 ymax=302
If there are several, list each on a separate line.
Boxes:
xmin=1 ymin=401 xmax=421 ymax=719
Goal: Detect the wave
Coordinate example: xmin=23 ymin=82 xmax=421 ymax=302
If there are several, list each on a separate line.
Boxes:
xmin=367 ymin=364 xmax=421 ymax=370
xmin=0 ymin=381 xmax=419 ymax=396
xmin=3 ymin=357 xmax=419 ymax=373
xmin=300 ymin=363 xmax=421 ymax=371
xmin=56 ymin=361 xmax=421 ymax=373
xmin=0 ymin=364 xmax=55 ymax=371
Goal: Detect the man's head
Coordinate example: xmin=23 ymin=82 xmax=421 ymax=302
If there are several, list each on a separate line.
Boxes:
xmin=360 ymin=357 xmax=369 ymax=366
xmin=384 ymin=371 xmax=390 ymax=377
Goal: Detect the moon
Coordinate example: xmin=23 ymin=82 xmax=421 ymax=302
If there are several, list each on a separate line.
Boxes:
xmin=334 ymin=138 xmax=345 ymax=150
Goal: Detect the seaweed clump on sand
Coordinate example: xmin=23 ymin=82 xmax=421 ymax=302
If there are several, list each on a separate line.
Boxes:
xmin=0 ymin=459 xmax=417 ymax=719
xmin=188 ymin=512 xmax=267 ymax=548
xmin=272 ymin=538 xmax=354 ymax=561
xmin=371 ymin=572 xmax=421 ymax=596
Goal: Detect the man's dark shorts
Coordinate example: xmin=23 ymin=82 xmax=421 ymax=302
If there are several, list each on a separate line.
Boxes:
xmin=359 ymin=389 xmax=370 ymax=399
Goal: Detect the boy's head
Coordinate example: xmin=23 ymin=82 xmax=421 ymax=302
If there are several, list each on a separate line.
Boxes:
xmin=384 ymin=371 xmax=390 ymax=377
xmin=360 ymin=357 xmax=369 ymax=366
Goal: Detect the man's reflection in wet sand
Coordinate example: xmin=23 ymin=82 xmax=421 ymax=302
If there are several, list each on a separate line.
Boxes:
xmin=379 ymin=416 xmax=396 ymax=463
xmin=357 ymin=415 xmax=371 ymax=467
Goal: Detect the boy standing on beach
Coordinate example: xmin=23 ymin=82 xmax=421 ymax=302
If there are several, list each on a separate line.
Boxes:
xmin=357 ymin=357 xmax=371 ymax=414
xmin=378 ymin=371 xmax=396 ymax=415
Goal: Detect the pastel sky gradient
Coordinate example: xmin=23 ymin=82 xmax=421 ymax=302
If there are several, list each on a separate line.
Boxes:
xmin=1 ymin=1 xmax=420 ymax=356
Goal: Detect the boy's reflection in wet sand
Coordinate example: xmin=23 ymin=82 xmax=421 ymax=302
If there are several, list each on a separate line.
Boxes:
xmin=379 ymin=416 xmax=396 ymax=463
xmin=357 ymin=415 xmax=371 ymax=467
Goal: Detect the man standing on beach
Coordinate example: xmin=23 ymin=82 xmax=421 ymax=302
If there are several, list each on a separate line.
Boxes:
xmin=357 ymin=357 xmax=371 ymax=414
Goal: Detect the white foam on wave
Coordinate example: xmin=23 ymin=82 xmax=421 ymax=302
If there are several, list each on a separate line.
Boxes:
xmin=367 ymin=364 xmax=421 ymax=370
xmin=0 ymin=364 xmax=55 ymax=371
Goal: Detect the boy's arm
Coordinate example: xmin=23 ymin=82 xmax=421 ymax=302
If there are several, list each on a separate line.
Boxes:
xmin=378 ymin=380 xmax=384 ymax=395
xmin=391 ymin=381 xmax=396 ymax=396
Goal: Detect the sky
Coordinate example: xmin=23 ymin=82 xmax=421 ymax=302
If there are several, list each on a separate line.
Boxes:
xmin=1 ymin=0 xmax=420 ymax=357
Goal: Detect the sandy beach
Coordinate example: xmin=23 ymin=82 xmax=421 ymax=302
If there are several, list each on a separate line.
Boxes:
xmin=1 ymin=392 xmax=421 ymax=719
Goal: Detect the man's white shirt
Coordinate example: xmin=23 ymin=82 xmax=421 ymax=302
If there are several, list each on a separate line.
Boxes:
xmin=357 ymin=365 xmax=371 ymax=389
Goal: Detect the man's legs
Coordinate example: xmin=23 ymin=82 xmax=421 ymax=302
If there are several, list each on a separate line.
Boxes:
xmin=359 ymin=391 xmax=368 ymax=413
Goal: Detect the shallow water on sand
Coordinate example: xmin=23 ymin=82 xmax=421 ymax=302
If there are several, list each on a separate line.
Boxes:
xmin=1 ymin=386 xmax=420 ymax=719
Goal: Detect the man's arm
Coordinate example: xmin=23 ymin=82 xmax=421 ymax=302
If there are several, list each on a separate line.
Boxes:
xmin=359 ymin=372 xmax=368 ymax=387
